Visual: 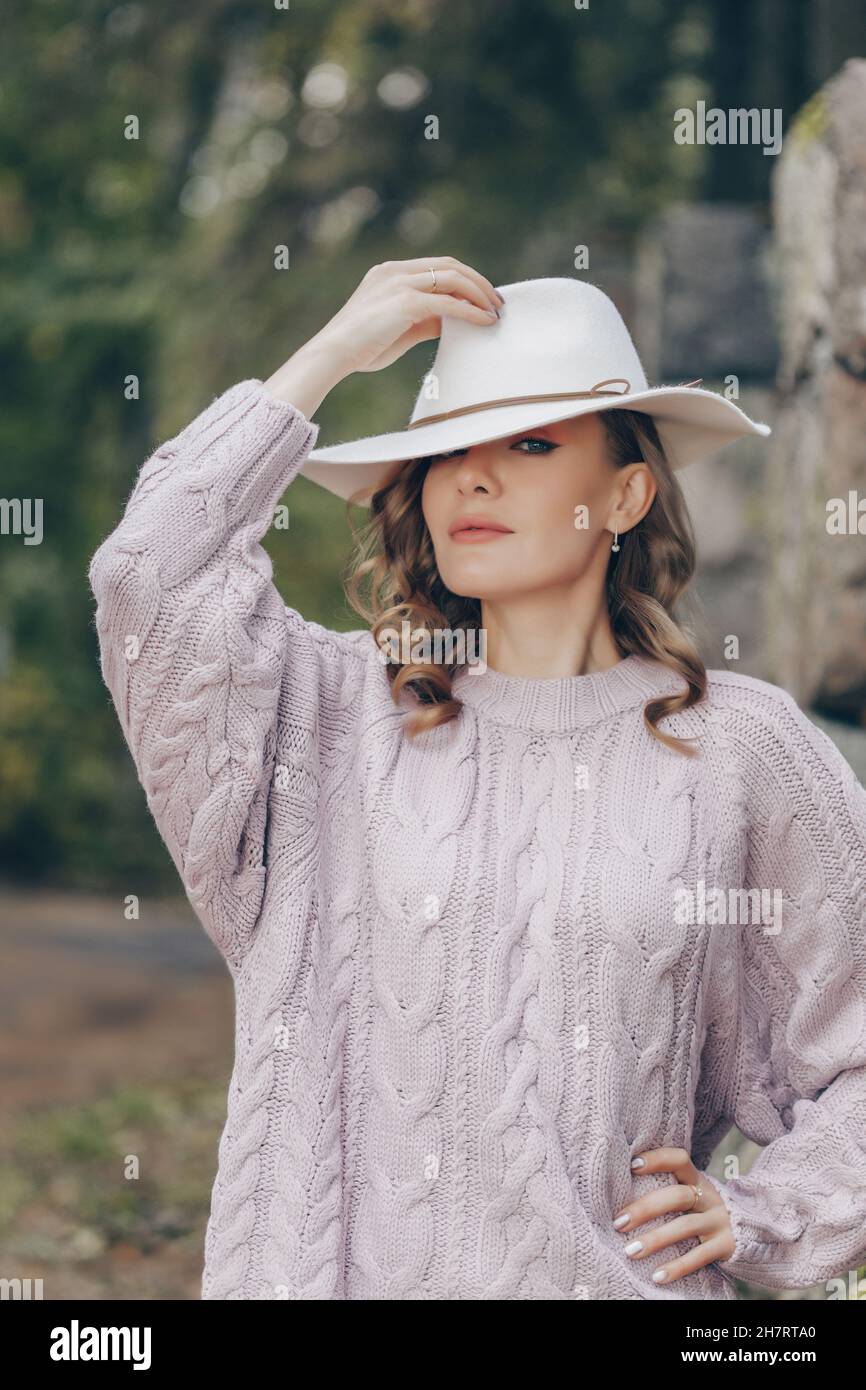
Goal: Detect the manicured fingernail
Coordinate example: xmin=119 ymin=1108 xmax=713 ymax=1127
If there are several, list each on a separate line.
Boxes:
xmin=652 ymin=1268 xmax=668 ymax=1283
xmin=613 ymin=1214 xmax=630 ymax=1229
xmin=624 ymin=1240 xmax=643 ymax=1256
xmin=486 ymin=308 xmax=499 ymax=318
xmin=630 ymin=1157 xmax=645 ymax=1169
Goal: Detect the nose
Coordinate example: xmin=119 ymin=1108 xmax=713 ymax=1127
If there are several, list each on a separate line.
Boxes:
xmin=454 ymin=444 xmax=500 ymax=494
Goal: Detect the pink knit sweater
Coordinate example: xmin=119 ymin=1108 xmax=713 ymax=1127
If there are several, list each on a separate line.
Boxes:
xmin=89 ymin=377 xmax=866 ymax=1300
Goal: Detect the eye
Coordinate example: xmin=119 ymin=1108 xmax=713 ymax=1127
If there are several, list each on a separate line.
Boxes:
xmin=512 ymin=435 xmax=558 ymax=453
xmin=428 ymin=435 xmax=558 ymax=464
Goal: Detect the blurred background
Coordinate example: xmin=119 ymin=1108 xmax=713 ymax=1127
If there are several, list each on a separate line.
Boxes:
xmin=2 ymin=0 xmax=865 ymax=1300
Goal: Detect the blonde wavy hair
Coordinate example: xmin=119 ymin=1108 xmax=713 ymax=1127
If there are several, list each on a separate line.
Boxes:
xmin=342 ymin=407 xmax=708 ymax=756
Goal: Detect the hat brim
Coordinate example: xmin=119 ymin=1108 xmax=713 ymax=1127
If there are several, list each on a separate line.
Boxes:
xmin=300 ymin=386 xmax=771 ymax=504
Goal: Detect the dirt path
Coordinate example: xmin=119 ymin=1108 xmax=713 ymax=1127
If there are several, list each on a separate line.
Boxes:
xmin=0 ymin=886 xmax=235 ymax=1299
xmin=0 ymin=887 xmax=233 ymax=1111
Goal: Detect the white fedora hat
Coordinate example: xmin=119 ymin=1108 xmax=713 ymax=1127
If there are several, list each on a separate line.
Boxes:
xmin=299 ymin=275 xmax=771 ymax=504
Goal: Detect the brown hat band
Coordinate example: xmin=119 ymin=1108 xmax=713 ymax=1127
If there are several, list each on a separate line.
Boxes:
xmin=405 ymin=377 xmax=703 ymax=429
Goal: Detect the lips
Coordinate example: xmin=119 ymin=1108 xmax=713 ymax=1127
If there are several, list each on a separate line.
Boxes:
xmin=448 ymin=516 xmax=514 ymax=537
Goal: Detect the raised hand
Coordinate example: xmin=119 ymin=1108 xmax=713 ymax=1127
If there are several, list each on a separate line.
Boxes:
xmin=264 ymin=256 xmax=504 ymax=418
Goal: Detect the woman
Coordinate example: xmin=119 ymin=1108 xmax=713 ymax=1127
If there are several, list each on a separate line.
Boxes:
xmin=89 ymin=259 xmax=866 ymax=1300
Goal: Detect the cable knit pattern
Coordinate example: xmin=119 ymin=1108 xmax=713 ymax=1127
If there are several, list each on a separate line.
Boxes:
xmin=89 ymin=378 xmax=866 ymax=1299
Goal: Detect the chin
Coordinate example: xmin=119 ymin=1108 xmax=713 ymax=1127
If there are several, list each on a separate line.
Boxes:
xmin=440 ymin=574 xmax=526 ymax=602
xmin=440 ymin=553 xmax=552 ymax=592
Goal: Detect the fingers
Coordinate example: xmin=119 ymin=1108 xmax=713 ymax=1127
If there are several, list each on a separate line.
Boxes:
xmin=615 ymin=1198 xmax=732 ymax=1287
xmin=613 ymin=1180 xmax=701 ymax=1233
xmin=368 ymin=256 xmax=504 ymax=313
xmin=429 ymin=256 xmax=504 ymax=309
xmin=612 ymin=1149 xmax=736 ymax=1283
xmin=630 ymin=1146 xmax=699 ymax=1183
xmin=411 ymin=288 xmax=501 ymax=327
xmin=620 ymin=1203 xmax=719 ymax=1246
xmin=630 ymin=1231 xmax=736 ymax=1286
xmin=614 ymin=1149 xmax=714 ymax=1233
xmin=407 ymin=267 xmax=502 ymax=315
xmin=620 ymin=1215 xmax=735 ymax=1286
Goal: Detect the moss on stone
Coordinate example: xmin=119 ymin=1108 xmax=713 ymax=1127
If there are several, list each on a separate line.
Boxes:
xmin=788 ymin=90 xmax=829 ymax=148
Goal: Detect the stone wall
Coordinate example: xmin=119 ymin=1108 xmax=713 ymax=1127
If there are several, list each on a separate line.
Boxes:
xmin=633 ymin=60 xmax=866 ymax=748
xmin=765 ymin=58 xmax=866 ymax=722
xmin=634 ymin=204 xmax=778 ymax=680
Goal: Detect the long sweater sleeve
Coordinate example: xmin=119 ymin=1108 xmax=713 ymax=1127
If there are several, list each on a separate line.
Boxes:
xmin=702 ymin=688 xmax=866 ymax=1289
xmin=88 ymin=378 xmax=363 ymax=968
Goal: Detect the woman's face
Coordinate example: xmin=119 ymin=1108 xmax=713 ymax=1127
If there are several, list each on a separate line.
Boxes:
xmin=421 ymin=412 xmax=645 ymax=600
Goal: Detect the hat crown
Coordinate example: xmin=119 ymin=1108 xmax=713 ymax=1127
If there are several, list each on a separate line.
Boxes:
xmin=409 ymin=276 xmax=649 ymax=425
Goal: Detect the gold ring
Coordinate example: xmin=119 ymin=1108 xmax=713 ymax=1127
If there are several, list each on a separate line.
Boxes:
xmin=688 ymin=1183 xmax=703 ymax=1210
xmin=428 ymin=266 xmax=437 ymax=292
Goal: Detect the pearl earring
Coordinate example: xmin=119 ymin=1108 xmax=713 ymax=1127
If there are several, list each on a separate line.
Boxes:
xmin=611 ymin=527 xmax=620 ymax=553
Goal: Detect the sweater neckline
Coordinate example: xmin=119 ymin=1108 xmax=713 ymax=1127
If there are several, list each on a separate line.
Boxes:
xmin=451 ymin=651 xmax=686 ymax=734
